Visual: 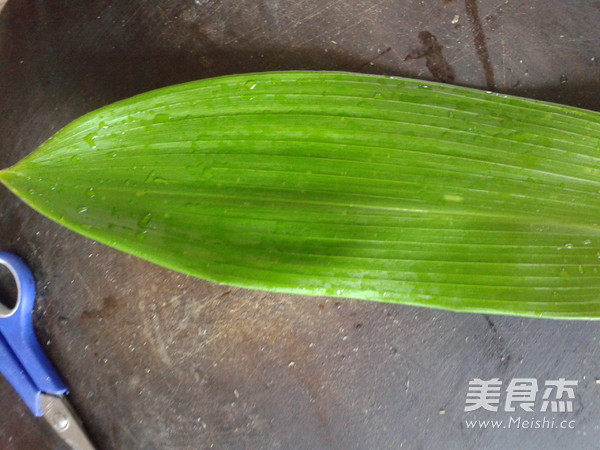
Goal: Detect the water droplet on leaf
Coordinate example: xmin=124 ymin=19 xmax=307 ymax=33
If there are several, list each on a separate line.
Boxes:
xmin=138 ymin=212 xmax=152 ymax=229
xmin=83 ymin=133 xmax=98 ymax=149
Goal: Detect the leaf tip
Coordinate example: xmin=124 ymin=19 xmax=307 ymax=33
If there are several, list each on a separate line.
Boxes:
xmin=0 ymin=167 xmax=16 ymax=189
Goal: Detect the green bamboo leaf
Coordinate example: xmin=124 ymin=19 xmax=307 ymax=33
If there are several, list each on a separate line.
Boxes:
xmin=1 ymin=71 xmax=600 ymax=319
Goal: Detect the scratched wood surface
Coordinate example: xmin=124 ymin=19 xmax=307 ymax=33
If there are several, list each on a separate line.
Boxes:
xmin=0 ymin=1 xmax=599 ymax=449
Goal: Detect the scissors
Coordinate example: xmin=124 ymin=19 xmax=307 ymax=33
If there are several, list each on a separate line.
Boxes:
xmin=0 ymin=251 xmax=95 ymax=450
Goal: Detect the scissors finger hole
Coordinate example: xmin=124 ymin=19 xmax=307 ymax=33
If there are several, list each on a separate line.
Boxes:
xmin=0 ymin=262 xmax=19 ymax=317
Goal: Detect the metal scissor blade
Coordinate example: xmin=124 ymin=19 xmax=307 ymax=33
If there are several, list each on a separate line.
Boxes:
xmin=40 ymin=394 xmax=96 ymax=450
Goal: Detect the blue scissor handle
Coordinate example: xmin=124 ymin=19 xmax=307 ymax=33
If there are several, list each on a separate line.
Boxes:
xmin=0 ymin=251 xmax=67 ymax=415
xmin=0 ymin=333 xmax=40 ymax=413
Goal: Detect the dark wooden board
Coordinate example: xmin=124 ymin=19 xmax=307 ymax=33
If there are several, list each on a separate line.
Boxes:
xmin=0 ymin=1 xmax=599 ymax=448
